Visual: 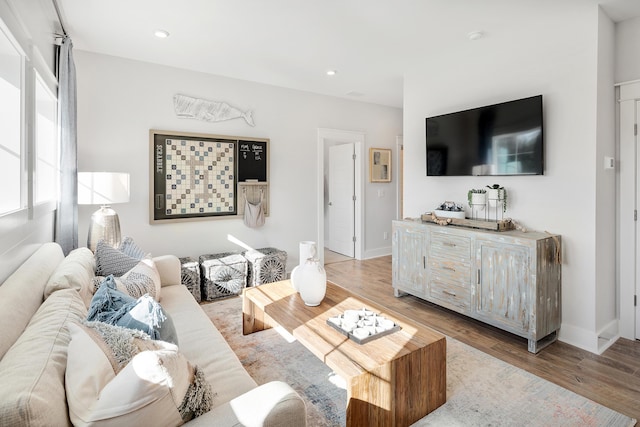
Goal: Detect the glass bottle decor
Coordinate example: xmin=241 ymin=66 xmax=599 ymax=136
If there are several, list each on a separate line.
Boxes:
xmin=297 ymin=257 xmax=327 ymax=306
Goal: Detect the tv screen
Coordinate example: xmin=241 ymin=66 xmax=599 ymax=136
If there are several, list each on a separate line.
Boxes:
xmin=426 ymin=95 xmax=543 ymax=176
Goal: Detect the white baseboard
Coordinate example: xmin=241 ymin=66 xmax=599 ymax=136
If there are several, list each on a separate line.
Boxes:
xmin=363 ymin=246 xmax=391 ymax=260
xmin=558 ymin=322 xmax=600 ymax=354
xmin=596 ymin=319 xmax=620 ymax=354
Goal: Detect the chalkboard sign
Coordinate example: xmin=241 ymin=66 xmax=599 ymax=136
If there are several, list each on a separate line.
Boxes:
xmin=238 ymin=140 xmax=268 ymax=182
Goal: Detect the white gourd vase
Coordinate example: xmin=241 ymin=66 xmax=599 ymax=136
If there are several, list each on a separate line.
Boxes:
xmin=297 ymin=257 xmax=326 ymax=307
xmin=290 ymin=241 xmax=317 ymax=291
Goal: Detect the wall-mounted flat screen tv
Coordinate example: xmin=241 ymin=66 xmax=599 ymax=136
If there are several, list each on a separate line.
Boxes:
xmin=426 ymin=95 xmax=543 ymax=176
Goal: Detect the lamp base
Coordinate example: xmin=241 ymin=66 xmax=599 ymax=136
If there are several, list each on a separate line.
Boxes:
xmin=87 ymin=206 xmax=121 ymax=252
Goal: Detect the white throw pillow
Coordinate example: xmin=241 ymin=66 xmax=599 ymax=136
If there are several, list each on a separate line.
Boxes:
xmin=65 ymin=322 xmax=213 ymax=426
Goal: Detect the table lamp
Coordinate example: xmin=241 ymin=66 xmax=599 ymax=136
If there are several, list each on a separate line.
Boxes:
xmin=78 ymin=172 xmax=130 ymax=252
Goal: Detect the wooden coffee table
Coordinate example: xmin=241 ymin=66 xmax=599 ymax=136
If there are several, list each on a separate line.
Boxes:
xmin=242 ymin=280 xmax=446 ymax=426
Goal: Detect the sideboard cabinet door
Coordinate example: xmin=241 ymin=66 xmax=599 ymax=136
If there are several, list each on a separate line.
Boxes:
xmin=475 ymin=239 xmax=531 ymax=335
xmin=392 ymin=222 xmax=428 ymax=297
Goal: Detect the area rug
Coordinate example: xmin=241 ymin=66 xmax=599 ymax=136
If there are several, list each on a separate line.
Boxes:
xmin=202 ymin=297 xmax=636 ymax=427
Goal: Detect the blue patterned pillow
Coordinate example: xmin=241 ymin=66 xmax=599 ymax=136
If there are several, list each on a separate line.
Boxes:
xmin=119 ymin=236 xmax=147 ymax=259
xmin=88 ymin=276 xmax=176 ymax=344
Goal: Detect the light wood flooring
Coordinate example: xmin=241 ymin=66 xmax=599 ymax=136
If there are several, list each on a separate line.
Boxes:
xmin=324 ymin=255 xmax=640 ymax=424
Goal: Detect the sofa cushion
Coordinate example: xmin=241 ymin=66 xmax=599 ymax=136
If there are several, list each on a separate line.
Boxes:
xmin=0 ymin=242 xmax=64 ymax=360
xmin=44 ymin=246 xmax=96 ymax=307
xmin=159 ymin=285 xmax=258 ymax=407
xmin=88 ymin=276 xmax=176 ymax=344
xmin=0 ymin=288 xmax=87 ymax=426
xmin=95 ymin=240 xmax=142 ymax=276
xmin=66 ymin=321 xmax=213 ymax=426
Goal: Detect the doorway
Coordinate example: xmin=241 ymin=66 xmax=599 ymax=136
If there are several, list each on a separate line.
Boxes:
xmin=317 ymin=128 xmax=364 ymax=265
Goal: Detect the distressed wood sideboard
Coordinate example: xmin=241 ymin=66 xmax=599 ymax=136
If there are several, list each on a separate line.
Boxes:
xmin=392 ymin=219 xmax=562 ymax=353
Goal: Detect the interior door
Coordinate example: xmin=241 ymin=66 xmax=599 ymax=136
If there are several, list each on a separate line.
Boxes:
xmin=636 ymin=101 xmax=640 ymax=339
xmin=328 ymin=143 xmax=355 ymax=257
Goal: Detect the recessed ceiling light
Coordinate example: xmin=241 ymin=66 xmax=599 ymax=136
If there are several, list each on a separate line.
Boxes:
xmin=154 ymin=29 xmax=170 ymax=38
xmin=326 ymin=70 xmax=337 ymax=76
xmin=467 ymin=31 xmax=483 ymax=41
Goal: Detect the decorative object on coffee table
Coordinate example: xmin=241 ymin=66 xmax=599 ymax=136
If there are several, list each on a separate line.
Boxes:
xmin=296 ymin=257 xmax=326 ymax=306
xmin=179 ymin=256 xmax=201 ymax=302
xmin=243 ymin=247 xmax=287 ymax=287
xmin=199 ymin=252 xmax=248 ymax=301
xmin=327 ymin=308 xmax=400 ymax=344
xmin=290 ymin=241 xmax=317 ymax=291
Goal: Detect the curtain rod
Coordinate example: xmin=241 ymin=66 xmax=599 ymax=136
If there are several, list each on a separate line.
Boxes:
xmin=51 ymin=0 xmax=67 ymax=36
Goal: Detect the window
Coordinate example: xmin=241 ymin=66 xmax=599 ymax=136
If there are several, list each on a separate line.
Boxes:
xmin=35 ymin=72 xmax=58 ymax=204
xmin=0 ymin=27 xmax=22 ymax=214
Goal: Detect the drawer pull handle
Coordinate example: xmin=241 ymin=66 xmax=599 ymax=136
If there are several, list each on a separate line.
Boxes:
xmin=443 ymin=242 xmax=456 ymax=247
xmin=443 ymin=266 xmax=456 ymax=272
xmin=442 ymin=290 xmax=457 ymax=297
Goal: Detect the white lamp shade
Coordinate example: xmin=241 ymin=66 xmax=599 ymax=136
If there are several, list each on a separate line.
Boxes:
xmin=78 ymin=172 xmax=130 ymax=205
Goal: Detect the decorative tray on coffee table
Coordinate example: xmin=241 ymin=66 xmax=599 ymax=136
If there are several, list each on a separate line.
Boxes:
xmin=326 ymin=308 xmax=401 ymax=344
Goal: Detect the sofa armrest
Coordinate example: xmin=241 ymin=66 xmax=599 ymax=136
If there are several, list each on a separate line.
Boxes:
xmin=230 ymin=381 xmax=306 ymax=426
xmin=152 ymin=255 xmax=181 ymax=287
xmin=185 ymin=381 xmax=306 ymax=427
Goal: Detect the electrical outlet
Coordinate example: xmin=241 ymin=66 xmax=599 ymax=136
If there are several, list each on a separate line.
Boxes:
xmin=383 ymin=231 xmax=388 ymax=240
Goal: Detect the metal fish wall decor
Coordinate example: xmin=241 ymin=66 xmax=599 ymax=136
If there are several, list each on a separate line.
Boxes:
xmin=173 ymin=94 xmax=255 ymax=126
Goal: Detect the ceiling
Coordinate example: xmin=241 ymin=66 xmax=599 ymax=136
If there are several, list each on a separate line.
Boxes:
xmin=56 ymin=0 xmax=640 ymax=108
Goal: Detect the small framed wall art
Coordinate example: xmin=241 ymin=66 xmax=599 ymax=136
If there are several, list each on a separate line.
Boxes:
xmin=369 ymin=148 xmax=392 ymax=183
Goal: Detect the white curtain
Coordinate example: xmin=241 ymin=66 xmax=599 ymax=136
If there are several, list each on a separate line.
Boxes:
xmin=54 ymin=36 xmax=78 ymax=255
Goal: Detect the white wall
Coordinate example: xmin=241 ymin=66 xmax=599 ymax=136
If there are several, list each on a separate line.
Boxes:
xmin=75 ymin=51 xmax=402 ymax=268
xmin=403 ymin=4 xmax=613 ymax=352
xmin=616 ymin=15 xmax=640 ymax=84
xmin=594 ymin=8 xmax=617 ymax=347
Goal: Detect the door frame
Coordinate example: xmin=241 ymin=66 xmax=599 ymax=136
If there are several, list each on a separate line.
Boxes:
xmin=317 ymin=128 xmax=364 ymax=262
xmin=617 ymin=80 xmax=640 ymax=340
xmin=396 ymin=136 xmax=403 ymax=220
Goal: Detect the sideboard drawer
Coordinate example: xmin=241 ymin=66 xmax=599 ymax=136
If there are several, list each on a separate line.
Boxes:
xmin=430 ymin=232 xmax=471 ymax=261
xmin=429 ymin=257 xmax=471 ymax=286
xmin=429 ymin=280 xmax=471 ymax=312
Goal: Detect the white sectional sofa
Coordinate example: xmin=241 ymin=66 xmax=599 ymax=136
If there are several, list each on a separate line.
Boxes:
xmin=0 ymin=242 xmax=306 ymax=426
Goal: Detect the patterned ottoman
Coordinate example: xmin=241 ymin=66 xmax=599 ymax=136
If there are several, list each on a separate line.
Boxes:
xmin=179 ymin=256 xmax=201 ymax=302
xmin=199 ymin=252 xmax=248 ymax=301
xmin=243 ymin=247 xmax=287 ymax=287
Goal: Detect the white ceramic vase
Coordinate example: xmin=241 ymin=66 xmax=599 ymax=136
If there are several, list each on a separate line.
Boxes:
xmin=290 ymin=241 xmax=317 ymax=291
xmin=297 ymin=257 xmax=326 ymax=306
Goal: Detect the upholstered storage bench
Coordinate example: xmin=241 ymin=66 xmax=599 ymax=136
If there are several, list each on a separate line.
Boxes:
xmin=179 ymin=256 xmax=202 ymax=302
xmin=199 ymin=252 xmax=248 ymax=301
xmin=243 ymin=247 xmax=287 ymax=287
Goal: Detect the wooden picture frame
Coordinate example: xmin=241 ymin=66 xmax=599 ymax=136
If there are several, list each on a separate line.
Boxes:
xmin=149 ymin=129 xmax=269 ymax=224
xmin=369 ymin=148 xmax=392 ymax=182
